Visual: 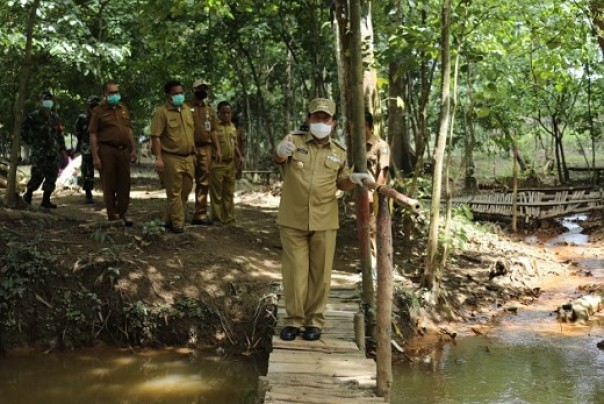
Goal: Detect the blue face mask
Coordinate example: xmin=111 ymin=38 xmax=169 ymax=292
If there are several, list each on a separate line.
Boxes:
xmin=107 ymin=94 xmax=121 ymax=105
xmin=171 ymin=94 xmax=185 ymax=106
xmin=42 ymin=100 xmax=54 ymax=109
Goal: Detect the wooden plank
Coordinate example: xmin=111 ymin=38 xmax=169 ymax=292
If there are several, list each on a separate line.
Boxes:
xmin=264 ymin=391 xmax=385 ymax=404
xmin=271 ymin=335 xmax=360 ymax=353
xmin=267 ymin=386 xmax=381 ymax=400
xmin=266 ymin=373 xmax=377 ymax=389
xmin=271 ymin=350 xmax=369 ymax=364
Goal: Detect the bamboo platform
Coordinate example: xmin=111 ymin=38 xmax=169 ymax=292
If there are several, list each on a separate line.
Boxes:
xmin=259 ymin=285 xmax=384 ymax=403
xmin=454 ymin=187 xmax=604 ymax=224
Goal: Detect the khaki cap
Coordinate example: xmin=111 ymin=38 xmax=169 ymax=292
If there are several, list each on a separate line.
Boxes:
xmin=193 ymin=79 xmax=209 ymax=88
xmin=309 ymin=98 xmax=336 ymax=116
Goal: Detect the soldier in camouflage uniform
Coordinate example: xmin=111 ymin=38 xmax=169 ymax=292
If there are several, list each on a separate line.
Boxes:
xmin=74 ymin=95 xmax=100 ymax=203
xmin=22 ymin=91 xmax=66 ymax=209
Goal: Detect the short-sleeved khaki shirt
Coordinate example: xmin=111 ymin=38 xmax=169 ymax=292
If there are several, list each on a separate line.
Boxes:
xmin=150 ymin=103 xmax=195 ymax=156
xmin=89 ymin=103 xmax=132 ymax=146
xmin=366 ymin=135 xmax=390 ymax=180
xmin=216 ymin=122 xmax=238 ymax=161
xmin=185 ymin=100 xmax=217 ymax=145
xmin=277 ymin=133 xmax=349 ymax=231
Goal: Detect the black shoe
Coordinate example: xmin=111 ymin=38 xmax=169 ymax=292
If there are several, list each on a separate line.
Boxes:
xmin=279 ymin=326 xmax=299 ymax=341
xmin=23 ymin=191 xmax=32 ymax=205
xmin=85 ymin=190 xmax=94 ymax=204
xmin=121 ymin=216 xmax=134 ymax=227
xmin=41 ymin=200 xmax=57 ymax=209
xmin=171 ymin=226 xmax=184 ymax=234
xmin=163 ymin=223 xmax=173 ymax=231
xmin=302 ymin=326 xmax=322 ymax=341
xmin=191 ymin=218 xmax=213 ymax=226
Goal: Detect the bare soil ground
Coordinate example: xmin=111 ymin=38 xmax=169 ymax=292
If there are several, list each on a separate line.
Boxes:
xmin=0 ymin=163 xmax=602 ymax=355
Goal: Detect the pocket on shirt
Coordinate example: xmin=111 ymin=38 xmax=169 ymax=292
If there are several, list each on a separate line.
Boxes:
xmin=293 ymin=149 xmax=310 ymax=163
xmin=168 ymin=119 xmax=180 ymax=128
xmin=324 ymin=158 xmax=341 ymax=171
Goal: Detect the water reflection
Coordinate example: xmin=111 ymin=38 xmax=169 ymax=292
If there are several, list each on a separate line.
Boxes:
xmin=0 ymin=347 xmax=263 ymax=404
xmin=525 ymin=214 xmax=590 ymax=246
xmin=392 ymin=334 xmax=604 ymax=404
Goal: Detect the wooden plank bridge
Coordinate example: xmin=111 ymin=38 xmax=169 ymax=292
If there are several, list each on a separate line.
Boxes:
xmin=258 ymin=283 xmax=384 ymax=403
xmin=454 ymin=186 xmax=604 ymax=224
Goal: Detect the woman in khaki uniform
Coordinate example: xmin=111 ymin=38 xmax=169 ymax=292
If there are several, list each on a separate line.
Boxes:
xmin=210 ymin=101 xmax=242 ymax=224
xmin=274 ymin=98 xmax=374 ymax=342
xmin=150 ymin=80 xmax=196 ymax=234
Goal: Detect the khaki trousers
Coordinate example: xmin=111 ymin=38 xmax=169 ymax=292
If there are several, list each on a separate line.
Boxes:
xmin=279 ymin=226 xmax=337 ymax=328
xmin=210 ymin=159 xmax=236 ymax=223
xmin=98 ymin=145 xmax=130 ymax=219
xmin=160 ymin=153 xmax=194 ymax=228
xmin=193 ymin=145 xmax=212 ymax=220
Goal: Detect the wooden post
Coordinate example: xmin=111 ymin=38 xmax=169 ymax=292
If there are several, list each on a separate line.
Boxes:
xmin=348 ymin=0 xmax=376 ymax=338
xmin=375 ymin=195 xmax=393 ymax=398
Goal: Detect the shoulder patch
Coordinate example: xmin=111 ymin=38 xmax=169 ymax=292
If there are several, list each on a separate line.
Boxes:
xmin=288 ymin=130 xmax=307 ymax=136
xmin=331 ymin=138 xmax=347 ymax=151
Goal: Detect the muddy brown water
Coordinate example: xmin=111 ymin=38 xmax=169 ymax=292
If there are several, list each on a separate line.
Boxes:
xmin=392 ymin=215 xmax=604 ymax=403
xmin=1 ymin=216 xmax=603 ymax=403
xmin=0 ymin=347 xmax=264 ymax=404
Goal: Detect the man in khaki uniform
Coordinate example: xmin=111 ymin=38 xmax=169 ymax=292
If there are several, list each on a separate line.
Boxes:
xmin=274 ymin=98 xmax=374 ymax=342
xmin=151 ymin=80 xmax=196 ymax=234
xmin=89 ymin=80 xmax=137 ymax=226
xmin=210 ymin=101 xmax=242 ymax=224
xmin=186 ymin=79 xmax=222 ymax=225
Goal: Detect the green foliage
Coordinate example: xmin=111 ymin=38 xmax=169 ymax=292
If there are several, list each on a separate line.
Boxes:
xmin=0 ymin=241 xmax=57 ymax=304
xmin=91 ymin=228 xmax=114 ymax=243
xmin=142 ymin=219 xmax=165 ymax=239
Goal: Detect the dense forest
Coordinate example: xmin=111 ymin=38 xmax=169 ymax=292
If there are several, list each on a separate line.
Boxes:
xmin=2 ymin=1 xmax=604 ymax=175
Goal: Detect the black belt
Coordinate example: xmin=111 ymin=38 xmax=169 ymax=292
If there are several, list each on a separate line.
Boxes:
xmin=163 ymin=150 xmax=196 ymax=157
xmin=195 ymin=142 xmax=213 ymax=147
xmin=100 ymin=142 xmax=128 ymax=150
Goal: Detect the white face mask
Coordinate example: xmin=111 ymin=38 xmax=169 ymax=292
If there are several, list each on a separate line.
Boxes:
xmin=310 ymin=122 xmax=332 ymax=139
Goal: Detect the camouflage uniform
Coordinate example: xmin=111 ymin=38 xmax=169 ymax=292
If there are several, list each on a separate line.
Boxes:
xmin=22 ymin=109 xmax=65 ymax=200
xmin=75 ymin=113 xmax=95 ymax=195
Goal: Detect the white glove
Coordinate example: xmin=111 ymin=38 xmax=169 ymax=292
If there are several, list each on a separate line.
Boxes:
xmin=276 ymin=139 xmax=296 ymax=158
xmin=350 ymin=172 xmax=375 ymax=186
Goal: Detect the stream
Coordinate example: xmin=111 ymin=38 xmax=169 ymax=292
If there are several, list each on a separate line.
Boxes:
xmin=1 ymin=215 xmax=603 ymax=403
xmin=392 ymin=214 xmax=604 ymax=403
xmin=0 ymin=347 xmax=264 ymax=403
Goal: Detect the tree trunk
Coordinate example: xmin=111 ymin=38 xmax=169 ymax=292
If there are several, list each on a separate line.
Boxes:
xmin=590 ymin=1 xmax=604 ymax=59
xmin=424 ymin=0 xmax=452 ymax=298
xmin=335 ymin=0 xmax=352 ymax=160
xmin=348 ymin=0 xmax=375 ymax=337
xmin=375 ymin=196 xmax=393 ymax=398
xmin=361 ymin=1 xmax=381 ymax=137
xmin=512 ymin=133 xmax=519 ymax=232
xmin=5 ymin=0 xmax=40 ymax=208
xmin=388 ymin=62 xmax=413 ymax=174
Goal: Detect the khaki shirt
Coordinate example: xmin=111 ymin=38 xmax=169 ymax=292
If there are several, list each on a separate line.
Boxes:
xmin=89 ymin=103 xmax=132 ymax=146
xmin=277 ymin=132 xmax=349 ymax=231
xmin=185 ymin=100 xmax=217 ymax=145
xmin=150 ymin=102 xmax=195 ymax=156
xmin=216 ymin=122 xmax=238 ymax=161
xmin=366 ymin=135 xmax=390 ymax=180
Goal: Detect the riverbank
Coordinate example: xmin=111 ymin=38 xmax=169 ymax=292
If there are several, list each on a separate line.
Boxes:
xmin=1 ymin=167 xmax=602 ymax=356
